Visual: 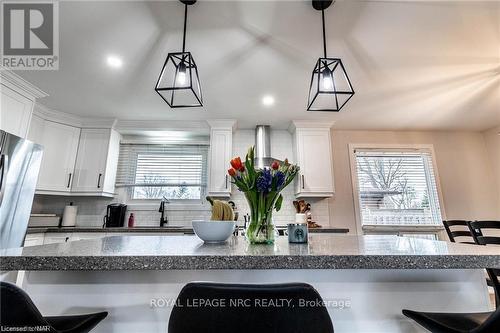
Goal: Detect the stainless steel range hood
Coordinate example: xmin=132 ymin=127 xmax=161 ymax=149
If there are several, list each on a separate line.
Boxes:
xmin=254 ymin=125 xmax=281 ymax=169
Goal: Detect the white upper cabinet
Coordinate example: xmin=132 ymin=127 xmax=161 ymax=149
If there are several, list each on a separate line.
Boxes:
xmin=71 ymin=128 xmax=120 ymax=196
xmin=0 ymin=71 xmax=47 ymax=138
xmin=291 ymin=121 xmax=335 ymax=198
xmin=0 ymin=85 xmax=34 ymax=138
xmin=207 ymin=121 xmax=235 ymax=197
xmin=35 ymin=121 xmax=81 ymax=193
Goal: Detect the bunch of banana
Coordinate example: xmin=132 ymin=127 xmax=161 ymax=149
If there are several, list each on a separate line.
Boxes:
xmin=206 ymin=196 xmax=234 ymax=221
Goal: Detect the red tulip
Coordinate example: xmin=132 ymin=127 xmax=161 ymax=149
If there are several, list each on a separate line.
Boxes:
xmin=228 ymin=168 xmax=236 ymax=177
xmin=271 ymin=161 xmax=280 ymax=170
xmin=230 ymin=157 xmax=243 ymax=171
xmin=239 ymin=165 xmax=245 ymax=172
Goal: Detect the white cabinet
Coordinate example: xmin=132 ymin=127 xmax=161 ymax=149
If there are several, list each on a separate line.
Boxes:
xmin=27 ymin=110 xmax=120 ymax=197
xmin=0 ymin=70 xmax=47 ymax=138
xmin=207 ymin=121 xmax=235 ymax=197
xmin=71 ymin=128 xmax=120 ymax=196
xmin=27 ymin=114 xmax=45 ymax=144
xmin=291 ymin=121 xmax=334 ymax=198
xmin=0 ymin=85 xmax=34 ymax=138
xmin=36 ymin=121 xmax=81 ymax=193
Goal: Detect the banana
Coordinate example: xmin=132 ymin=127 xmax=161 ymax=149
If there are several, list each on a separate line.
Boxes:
xmin=208 ymin=197 xmax=234 ymax=221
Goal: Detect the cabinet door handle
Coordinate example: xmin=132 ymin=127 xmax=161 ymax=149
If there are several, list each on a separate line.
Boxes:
xmin=301 ymin=175 xmax=305 ymax=189
xmin=225 ymin=175 xmax=228 ymax=189
xmin=97 ymin=173 xmax=102 ymax=188
xmin=67 ymin=173 xmax=72 ymax=188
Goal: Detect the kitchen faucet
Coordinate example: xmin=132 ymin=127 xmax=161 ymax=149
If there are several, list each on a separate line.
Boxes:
xmin=159 ymin=196 xmax=170 ymax=227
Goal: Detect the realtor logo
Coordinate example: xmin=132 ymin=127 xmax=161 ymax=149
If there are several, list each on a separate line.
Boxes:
xmin=1 ymin=1 xmax=59 ymax=70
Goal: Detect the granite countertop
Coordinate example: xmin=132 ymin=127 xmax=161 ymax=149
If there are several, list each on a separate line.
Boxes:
xmin=2 ymin=234 xmax=499 ymax=271
xmin=26 ymin=226 xmax=349 ymax=234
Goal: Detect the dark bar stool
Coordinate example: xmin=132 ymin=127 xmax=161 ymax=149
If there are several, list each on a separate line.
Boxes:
xmin=443 ymin=220 xmax=497 ymax=308
xmin=402 ymin=221 xmax=500 ymax=332
xmin=468 ymin=220 xmax=500 ymax=309
xmin=442 ymin=220 xmax=477 ymax=244
xmin=0 ymin=282 xmax=108 ymax=333
xmin=402 ymin=306 xmax=499 ymax=333
xmin=168 ymin=282 xmax=334 ymax=333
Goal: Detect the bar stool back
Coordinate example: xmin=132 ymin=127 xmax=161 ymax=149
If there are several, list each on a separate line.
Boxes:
xmin=468 ymin=220 xmax=500 ymax=309
xmin=0 ymin=282 xmax=107 ymax=333
xmin=168 ymin=282 xmax=334 ymax=333
xmin=442 ymin=220 xmax=477 ymax=244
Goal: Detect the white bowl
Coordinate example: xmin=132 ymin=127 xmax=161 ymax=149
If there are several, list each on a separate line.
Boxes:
xmin=192 ymin=220 xmax=235 ymax=243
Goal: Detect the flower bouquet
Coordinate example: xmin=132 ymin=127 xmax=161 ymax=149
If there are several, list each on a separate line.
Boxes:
xmin=227 ymin=146 xmax=299 ymax=244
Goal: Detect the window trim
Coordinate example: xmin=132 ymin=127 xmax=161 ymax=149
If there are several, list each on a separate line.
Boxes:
xmin=348 ymin=143 xmax=447 ymax=235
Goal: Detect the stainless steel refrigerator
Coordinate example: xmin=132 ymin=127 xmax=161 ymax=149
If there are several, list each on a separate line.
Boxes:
xmin=0 ymin=130 xmax=43 ymax=249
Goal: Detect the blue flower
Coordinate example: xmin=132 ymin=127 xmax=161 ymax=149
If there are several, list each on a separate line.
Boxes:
xmin=275 ymin=171 xmax=285 ymax=190
xmin=256 ymin=168 xmax=273 ymax=193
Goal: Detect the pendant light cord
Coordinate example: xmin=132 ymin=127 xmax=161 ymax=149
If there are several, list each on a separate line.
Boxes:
xmin=321 ymin=8 xmax=327 ymax=58
xmin=182 ymin=3 xmax=188 ymax=53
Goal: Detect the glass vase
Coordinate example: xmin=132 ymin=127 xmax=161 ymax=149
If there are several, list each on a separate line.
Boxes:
xmin=244 ymin=193 xmax=276 ymax=244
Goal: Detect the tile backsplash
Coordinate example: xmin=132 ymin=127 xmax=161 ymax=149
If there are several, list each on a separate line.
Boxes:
xmin=31 ymin=129 xmax=330 ymax=228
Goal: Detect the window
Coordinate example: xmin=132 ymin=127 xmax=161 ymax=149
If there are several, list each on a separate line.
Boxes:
xmin=352 ymin=148 xmax=442 ymax=228
xmin=116 ymin=144 xmax=208 ymax=201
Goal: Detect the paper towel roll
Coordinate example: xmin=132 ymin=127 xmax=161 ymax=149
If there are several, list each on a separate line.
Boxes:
xmin=294 ymin=213 xmax=307 ymax=224
xmin=62 ymin=204 xmax=78 ymax=227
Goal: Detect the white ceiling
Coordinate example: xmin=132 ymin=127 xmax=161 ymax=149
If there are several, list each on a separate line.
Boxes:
xmin=15 ymin=0 xmax=500 ymax=130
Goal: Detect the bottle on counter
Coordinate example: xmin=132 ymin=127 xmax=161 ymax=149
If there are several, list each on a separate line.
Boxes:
xmin=128 ymin=213 xmax=135 ymax=228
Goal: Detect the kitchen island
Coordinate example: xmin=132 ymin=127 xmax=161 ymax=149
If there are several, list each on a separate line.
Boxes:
xmin=2 ymin=234 xmax=499 ymax=333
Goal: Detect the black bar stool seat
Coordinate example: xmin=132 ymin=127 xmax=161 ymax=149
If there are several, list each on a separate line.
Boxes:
xmin=168 ymin=282 xmax=334 ymax=333
xmin=402 ymin=309 xmax=494 ymax=333
xmin=1 ymin=282 xmax=107 ymax=333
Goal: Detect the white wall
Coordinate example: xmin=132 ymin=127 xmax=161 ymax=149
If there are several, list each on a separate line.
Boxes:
xmin=330 ymin=130 xmax=499 ymax=234
xmin=482 ymin=126 xmax=500 ymax=217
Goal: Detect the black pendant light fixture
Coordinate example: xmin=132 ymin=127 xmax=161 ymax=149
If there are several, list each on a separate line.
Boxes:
xmin=155 ymin=0 xmax=203 ymax=108
xmin=307 ymin=0 xmax=354 ymax=112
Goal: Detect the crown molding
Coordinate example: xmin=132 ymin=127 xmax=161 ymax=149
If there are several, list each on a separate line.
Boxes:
xmin=34 ymin=103 xmax=82 ymax=127
xmin=0 ymin=69 xmax=48 ymax=100
xmin=206 ymin=120 xmax=237 ymax=131
xmin=288 ymin=120 xmax=335 ymax=133
xmin=34 ymin=103 xmax=116 ymax=129
xmin=115 ymin=120 xmax=209 ymax=134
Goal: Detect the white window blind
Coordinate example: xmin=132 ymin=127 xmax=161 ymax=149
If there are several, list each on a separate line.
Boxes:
xmin=354 ymin=149 xmax=442 ymax=226
xmin=116 ymin=144 xmax=208 ymax=200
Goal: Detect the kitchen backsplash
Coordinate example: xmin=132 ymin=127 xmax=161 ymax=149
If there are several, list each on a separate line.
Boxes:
xmin=31 ymin=129 xmax=330 ymax=227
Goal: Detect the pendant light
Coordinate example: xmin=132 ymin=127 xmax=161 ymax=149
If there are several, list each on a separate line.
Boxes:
xmin=155 ymin=0 xmax=203 ymax=108
xmin=307 ymin=0 xmax=354 ymax=112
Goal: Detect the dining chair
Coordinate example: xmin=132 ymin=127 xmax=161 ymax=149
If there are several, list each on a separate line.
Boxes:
xmin=168 ymin=282 xmax=334 ymax=333
xmin=468 ymin=220 xmax=500 ymax=309
xmin=0 ymin=282 xmax=108 ymax=333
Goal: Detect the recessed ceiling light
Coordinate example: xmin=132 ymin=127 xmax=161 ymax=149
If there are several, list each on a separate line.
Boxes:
xmin=106 ymin=55 xmax=123 ymax=68
xmin=262 ymin=95 xmax=275 ymax=107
